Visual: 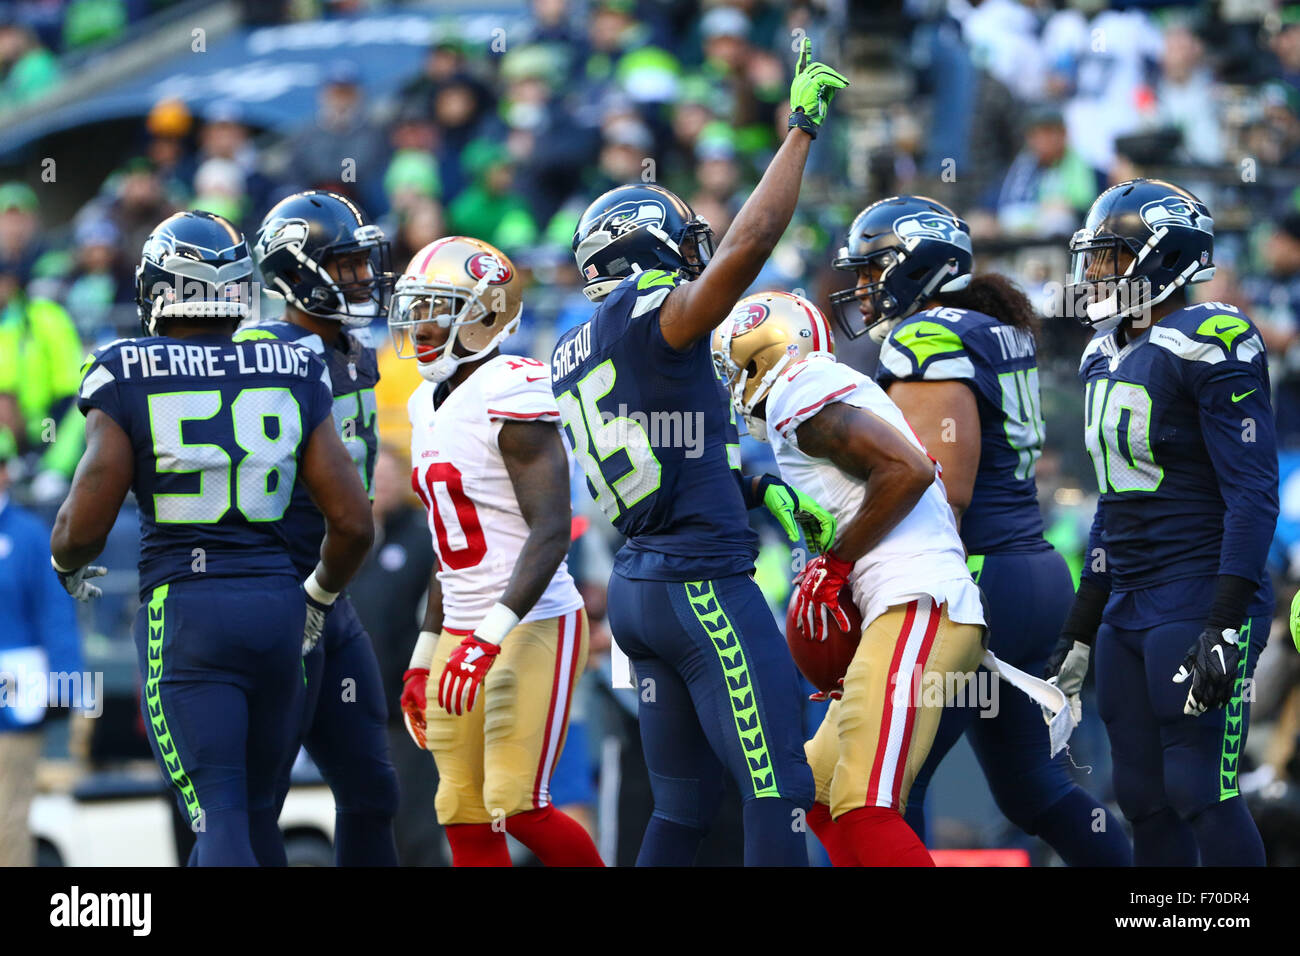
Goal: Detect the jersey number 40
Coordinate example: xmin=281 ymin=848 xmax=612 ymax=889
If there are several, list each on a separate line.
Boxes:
xmin=147 ymin=388 xmax=303 ymax=523
xmin=1084 ymin=379 xmax=1164 ymax=494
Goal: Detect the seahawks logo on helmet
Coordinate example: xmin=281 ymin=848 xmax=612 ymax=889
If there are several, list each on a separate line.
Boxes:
xmin=1140 ymin=197 xmax=1213 ymax=234
xmin=256 ymin=217 xmax=310 ymax=257
xmin=892 ymin=212 xmax=972 ymax=251
xmin=732 ymin=302 xmax=770 ymax=334
xmin=141 ymin=232 xmax=177 ymax=262
xmin=598 ymin=200 xmax=667 ymax=238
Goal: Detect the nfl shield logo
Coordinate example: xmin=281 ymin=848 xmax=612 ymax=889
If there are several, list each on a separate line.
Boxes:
xmin=348 ymin=361 xmax=357 ymax=381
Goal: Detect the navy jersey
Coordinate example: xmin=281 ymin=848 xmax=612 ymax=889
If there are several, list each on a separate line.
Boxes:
xmin=550 ymin=270 xmax=757 ymax=580
xmin=1077 ymin=301 xmax=1279 ymax=627
xmin=876 ymin=306 xmax=1048 ymax=553
xmin=76 ymin=334 xmax=334 ymax=597
xmin=234 ymin=321 xmax=379 ymax=576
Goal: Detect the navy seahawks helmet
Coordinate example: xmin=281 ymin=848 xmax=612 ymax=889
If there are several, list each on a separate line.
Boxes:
xmin=830 ymin=195 xmax=973 ymax=342
xmin=135 ymin=210 xmax=253 ymax=336
xmin=253 ymin=190 xmax=392 ymax=327
xmin=1066 ymin=178 xmax=1215 ymax=331
xmin=573 ymin=184 xmax=714 ymax=302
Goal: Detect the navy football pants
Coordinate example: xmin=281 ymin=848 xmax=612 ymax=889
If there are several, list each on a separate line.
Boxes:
xmin=134 ymin=577 xmax=304 ymax=866
xmin=608 ymin=570 xmax=814 ymax=866
xmin=906 ymin=549 xmax=1130 ymax=865
xmin=284 ymin=595 xmax=399 ymax=866
xmin=1096 ymin=609 xmax=1268 ymax=866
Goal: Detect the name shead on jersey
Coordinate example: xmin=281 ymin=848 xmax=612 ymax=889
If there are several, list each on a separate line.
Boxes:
xmin=551 ymin=321 xmax=593 ymax=381
xmin=112 ymin=340 xmax=317 ymax=380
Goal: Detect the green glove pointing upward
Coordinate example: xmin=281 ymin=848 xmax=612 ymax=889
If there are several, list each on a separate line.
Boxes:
xmin=787 ymin=37 xmax=849 ymax=139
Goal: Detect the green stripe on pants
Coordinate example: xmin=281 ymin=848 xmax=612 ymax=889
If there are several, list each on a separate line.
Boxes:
xmin=1219 ymin=619 xmax=1252 ymax=801
xmin=144 ymin=584 xmax=203 ymax=827
xmin=966 ymin=553 xmax=985 ymax=585
xmin=684 ymin=580 xmax=779 ymax=798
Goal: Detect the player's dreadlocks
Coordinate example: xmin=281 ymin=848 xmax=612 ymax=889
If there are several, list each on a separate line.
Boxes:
xmin=938 ymin=273 xmax=1040 ymax=337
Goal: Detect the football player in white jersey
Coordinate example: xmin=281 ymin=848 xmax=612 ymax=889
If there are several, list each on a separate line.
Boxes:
xmin=713 ymin=291 xmax=986 ymax=866
xmin=389 ymin=236 xmax=603 ymax=867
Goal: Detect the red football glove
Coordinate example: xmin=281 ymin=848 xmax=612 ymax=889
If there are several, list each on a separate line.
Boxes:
xmin=438 ymin=636 xmax=501 ymax=716
xmin=792 ymin=551 xmax=854 ymax=643
xmin=400 ymin=668 xmax=429 ymax=748
xmin=809 ymin=678 xmax=844 ymax=703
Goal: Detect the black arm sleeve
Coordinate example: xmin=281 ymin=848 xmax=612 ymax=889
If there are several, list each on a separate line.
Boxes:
xmin=1060 ymin=577 xmax=1110 ymax=648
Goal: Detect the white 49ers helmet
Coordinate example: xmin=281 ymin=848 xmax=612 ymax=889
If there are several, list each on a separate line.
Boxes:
xmin=711 ymin=291 xmax=835 ymax=440
xmin=389 ymin=236 xmax=523 ymax=383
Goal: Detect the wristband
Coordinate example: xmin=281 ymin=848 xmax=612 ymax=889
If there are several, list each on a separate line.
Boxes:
xmin=303 ymin=568 xmax=339 ymax=606
xmin=1204 ymin=574 xmax=1257 ymax=632
xmin=408 ymin=629 xmax=438 ymax=672
xmin=51 ymin=555 xmax=73 ymax=574
xmin=787 ymin=110 xmax=817 ymax=139
xmin=475 ymin=602 xmax=520 ymax=646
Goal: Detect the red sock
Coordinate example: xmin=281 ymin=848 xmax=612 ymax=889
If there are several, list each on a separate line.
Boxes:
xmin=807 ymin=802 xmax=859 ymax=866
xmin=445 ymin=823 xmax=512 ymax=867
xmin=505 ymin=806 xmax=605 ymax=867
xmin=838 ymin=806 xmax=935 ymax=867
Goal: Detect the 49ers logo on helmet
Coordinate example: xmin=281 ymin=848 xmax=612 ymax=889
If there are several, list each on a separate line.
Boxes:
xmin=465 ymin=252 xmax=512 ymax=284
xmin=732 ymin=302 xmax=769 ymax=334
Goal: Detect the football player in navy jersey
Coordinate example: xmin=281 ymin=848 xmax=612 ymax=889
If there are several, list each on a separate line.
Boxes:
xmin=832 ymin=195 xmax=1131 ymax=865
xmin=1047 ymin=179 xmax=1277 ymax=865
xmin=551 ymin=39 xmax=846 ymax=866
xmin=50 ymin=211 xmax=373 ymax=865
xmin=239 ymin=189 xmax=401 ymax=866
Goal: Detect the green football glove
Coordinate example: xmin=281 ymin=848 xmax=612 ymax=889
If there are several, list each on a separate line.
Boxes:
xmin=787 ymin=37 xmax=849 ymax=138
xmin=1290 ymin=588 xmax=1300 ymax=654
xmin=758 ymin=474 xmax=836 ymax=555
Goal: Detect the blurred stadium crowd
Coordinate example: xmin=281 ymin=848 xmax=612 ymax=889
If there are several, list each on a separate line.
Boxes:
xmin=4 ymin=0 xmax=1300 ymax=864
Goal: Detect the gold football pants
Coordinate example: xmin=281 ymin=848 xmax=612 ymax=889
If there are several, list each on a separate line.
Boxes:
xmin=805 ymin=597 xmax=984 ymax=819
xmin=426 ymin=608 xmax=589 ymax=825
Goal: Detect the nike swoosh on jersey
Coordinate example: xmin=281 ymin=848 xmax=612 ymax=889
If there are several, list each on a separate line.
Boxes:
xmin=911 ymin=330 xmax=935 ymax=338
xmin=1231 ymin=389 xmax=1256 ymax=402
xmin=1215 ymin=324 xmax=1237 ymax=335
xmin=525 ymin=376 xmax=546 ymax=383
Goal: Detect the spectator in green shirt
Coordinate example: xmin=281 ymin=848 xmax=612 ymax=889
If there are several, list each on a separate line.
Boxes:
xmin=446 ymin=141 xmax=538 ymax=253
xmin=0 ymin=263 xmax=85 ymax=502
xmin=0 ymin=23 xmax=61 ymax=110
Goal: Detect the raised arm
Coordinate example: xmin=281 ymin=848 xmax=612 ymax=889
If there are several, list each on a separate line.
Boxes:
xmin=657 ymin=40 xmax=847 ymax=350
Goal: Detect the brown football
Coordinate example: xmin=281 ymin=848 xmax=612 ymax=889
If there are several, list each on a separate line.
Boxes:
xmin=786 ymin=584 xmax=863 ymax=695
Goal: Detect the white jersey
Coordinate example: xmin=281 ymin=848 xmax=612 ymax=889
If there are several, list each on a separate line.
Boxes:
xmin=765 ymin=353 xmax=984 ymax=631
xmin=408 ymin=353 xmax=583 ymax=630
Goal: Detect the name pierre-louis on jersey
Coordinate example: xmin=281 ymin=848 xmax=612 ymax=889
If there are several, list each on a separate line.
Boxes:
xmin=103 ymin=339 xmax=318 ymax=381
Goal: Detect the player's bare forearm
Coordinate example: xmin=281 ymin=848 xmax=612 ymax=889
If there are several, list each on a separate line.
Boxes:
xmin=499 ymin=420 xmax=573 ymax=618
xmin=796 ymin=402 xmax=934 ymax=563
xmin=50 ymin=410 xmax=133 ymax=569
xmin=300 ymin=416 xmax=374 ymax=593
xmin=659 ymin=129 xmax=812 ymax=349
xmin=886 ymin=379 xmax=980 ymax=518
xmin=421 ymin=565 xmax=444 ymax=634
